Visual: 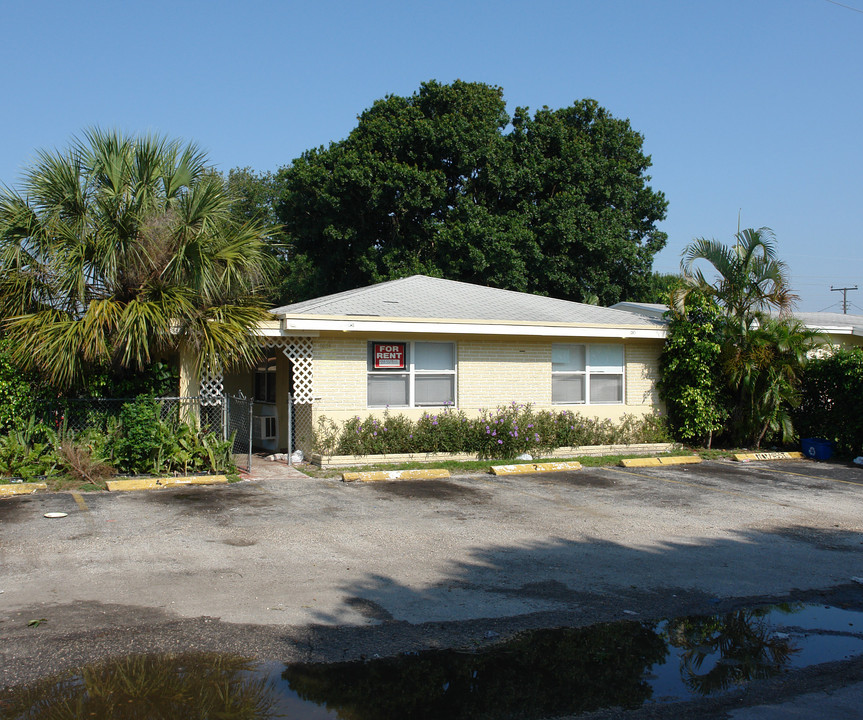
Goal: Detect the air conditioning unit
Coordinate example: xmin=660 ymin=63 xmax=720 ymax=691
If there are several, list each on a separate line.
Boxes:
xmin=253 ymin=415 xmax=278 ymax=441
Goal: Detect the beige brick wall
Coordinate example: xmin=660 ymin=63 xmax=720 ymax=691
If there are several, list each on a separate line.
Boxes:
xmin=624 ymin=340 xmax=663 ymax=407
xmin=310 ymin=333 xmax=665 ymax=427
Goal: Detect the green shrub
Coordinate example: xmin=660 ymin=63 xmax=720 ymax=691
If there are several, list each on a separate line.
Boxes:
xmin=796 ymin=348 xmax=863 ymax=456
xmin=0 ymin=417 xmax=60 ymax=480
xmin=315 ymin=404 xmax=669 ymax=459
xmin=113 ymin=397 xmax=167 ymax=474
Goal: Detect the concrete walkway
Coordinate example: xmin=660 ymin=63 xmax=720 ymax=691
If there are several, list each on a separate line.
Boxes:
xmin=246 ymin=455 xmax=311 ymax=481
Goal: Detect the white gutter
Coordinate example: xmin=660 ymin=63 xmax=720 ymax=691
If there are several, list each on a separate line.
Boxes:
xmin=279 ymin=317 xmax=666 ymax=339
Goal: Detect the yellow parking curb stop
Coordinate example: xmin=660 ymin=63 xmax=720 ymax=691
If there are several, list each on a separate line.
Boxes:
xmin=620 ymin=455 xmax=701 ymax=467
xmin=106 ymin=475 xmax=229 ymax=491
xmin=0 ymin=482 xmax=48 ymax=497
xmin=734 ymin=451 xmax=805 ymax=462
xmin=490 ymin=461 xmax=583 ymax=476
xmin=342 ymin=469 xmax=450 ymax=483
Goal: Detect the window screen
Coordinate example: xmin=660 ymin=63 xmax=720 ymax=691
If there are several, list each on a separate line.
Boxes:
xmin=368 ymin=374 xmax=410 ymax=407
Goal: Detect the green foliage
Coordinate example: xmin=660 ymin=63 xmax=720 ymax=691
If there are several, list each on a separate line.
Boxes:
xmin=275 ymin=81 xmax=667 ymax=306
xmin=113 ymin=396 xmax=165 ymax=474
xmin=0 ymin=129 xmax=276 ymax=389
xmin=112 ymin=396 xmax=235 ymax=475
xmin=0 ymin=335 xmax=46 ymax=433
xmin=674 ymin=228 xmax=821 ymax=447
xmin=659 ymin=293 xmax=727 ymax=444
xmin=796 ymin=347 xmax=863 ymax=456
xmin=0 ymin=417 xmax=59 ymax=480
xmin=632 ymin=272 xmax=681 ymax=304
xmin=76 ymin=361 xmax=179 ymax=399
xmin=314 ymin=404 xmax=668 ymax=459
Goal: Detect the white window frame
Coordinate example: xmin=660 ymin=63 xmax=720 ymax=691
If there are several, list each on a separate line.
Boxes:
xmin=254 ymin=355 xmax=277 ymax=404
xmin=367 ymin=341 xmax=457 ymax=408
xmin=551 ymin=343 xmax=625 ymax=405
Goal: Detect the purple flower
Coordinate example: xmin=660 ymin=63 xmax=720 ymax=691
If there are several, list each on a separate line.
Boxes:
xmin=498 ymin=439 xmax=503 ymax=444
xmin=373 ymin=431 xmax=377 ymax=436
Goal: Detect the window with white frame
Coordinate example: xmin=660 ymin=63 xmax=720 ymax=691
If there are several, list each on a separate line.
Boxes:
xmin=552 ymin=343 xmax=624 ymax=404
xmin=367 ymin=341 xmax=456 ymax=407
xmin=254 ymin=354 xmax=277 ymax=403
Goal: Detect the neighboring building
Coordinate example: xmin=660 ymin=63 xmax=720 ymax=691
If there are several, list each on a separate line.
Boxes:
xmin=612 ymin=302 xmax=863 ymax=350
xmin=181 ymin=276 xmax=668 ymax=455
xmin=608 ymin=301 xmax=668 ymax=320
xmin=787 ymin=312 xmax=863 ymax=349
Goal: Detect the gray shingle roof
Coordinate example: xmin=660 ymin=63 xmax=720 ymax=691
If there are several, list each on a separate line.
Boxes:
xmin=785 ymin=312 xmax=863 ymax=336
xmin=271 ymin=275 xmax=665 ymax=328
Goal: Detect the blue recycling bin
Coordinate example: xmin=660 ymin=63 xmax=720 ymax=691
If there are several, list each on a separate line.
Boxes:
xmin=801 ymin=438 xmax=833 ymax=461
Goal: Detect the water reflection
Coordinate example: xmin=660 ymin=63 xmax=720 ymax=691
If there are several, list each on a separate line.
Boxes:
xmin=0 ymin=653 xmax=283 ymax=720
xmin=2 ymin=603 xmax=862 ymax=720
xmin=286 ymin=621 xmax=667 ymax=719
xmin=664 ymin=607 xmax=798 ymax=695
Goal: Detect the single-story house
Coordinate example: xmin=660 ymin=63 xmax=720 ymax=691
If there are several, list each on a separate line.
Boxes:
xmin=180 ymin=276 xmax=668 ymax=455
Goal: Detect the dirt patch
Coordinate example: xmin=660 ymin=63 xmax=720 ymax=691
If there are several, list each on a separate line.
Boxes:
xmin=143 ymin=485 xmax=272 ymax=512
xmin=220 ymin=538 xmax=258 ymax=547
xmin=371 ymin=479 xmax=490 ymax=502
xmin=544 ymin=471 xmax=617 ymax=488
xmin=0 ymin=496 xmax=32 ymax=523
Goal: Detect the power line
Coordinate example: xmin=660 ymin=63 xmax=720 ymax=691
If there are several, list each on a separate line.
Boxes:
xmin=824 ymin=0 xmax=863 ymax=13
xmin=831 ymin=285 xmax=858 ymax=313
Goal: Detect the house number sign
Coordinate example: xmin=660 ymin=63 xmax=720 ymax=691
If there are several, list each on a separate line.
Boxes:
xmin=374 ymin=343 xmax=405 ymax=369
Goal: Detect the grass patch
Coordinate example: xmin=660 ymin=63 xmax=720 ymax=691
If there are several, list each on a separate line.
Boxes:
xmin=300 ymin=448 xmax=698 ymax=478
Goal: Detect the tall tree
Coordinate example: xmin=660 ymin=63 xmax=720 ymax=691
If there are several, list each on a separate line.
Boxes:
xmin=674 ymin=227 xmax=821 ymax=446
xmin=276 ymin=81 xmax=667 ymax=305
xmin=0 ymin=130 xmax=276 ymax=389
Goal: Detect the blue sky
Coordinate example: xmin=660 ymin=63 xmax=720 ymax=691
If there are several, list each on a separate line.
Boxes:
xmin=1 ymin=0 xmax=861 ymax=312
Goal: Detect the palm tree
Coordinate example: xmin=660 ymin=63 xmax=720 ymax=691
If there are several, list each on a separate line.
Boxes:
xmin=723 ymin=317 xmax=821 ymax=447
xmin=674 ymin=227 xmax=797 ymax=330
xmin=0 ymin=129 xmax=275 ymax=389
xmin=674 ymin=227 xmax=821 ymax=446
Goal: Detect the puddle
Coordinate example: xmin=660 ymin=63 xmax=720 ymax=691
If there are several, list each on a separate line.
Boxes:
xmin=3 ymin=603 xmax=862 ymax=719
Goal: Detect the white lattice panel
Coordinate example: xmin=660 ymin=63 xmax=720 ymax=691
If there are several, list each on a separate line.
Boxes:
xmin=260 ymin=337 xmax=314 ymax=403
xmin=200 ymin=367 xmax=223 ymax=405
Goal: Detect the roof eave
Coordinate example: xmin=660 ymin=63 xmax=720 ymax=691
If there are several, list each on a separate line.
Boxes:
xmin=277 ymin=316 xmax=667 ymax=339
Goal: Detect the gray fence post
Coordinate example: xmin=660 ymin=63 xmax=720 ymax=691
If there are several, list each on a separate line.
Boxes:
xmin=287 ymin=394 xmax=293 ymax=466
xmin=222 ymin=395 xmax=228 ymax=442
xmin=247 ymin=397 xmax=253 ymax=473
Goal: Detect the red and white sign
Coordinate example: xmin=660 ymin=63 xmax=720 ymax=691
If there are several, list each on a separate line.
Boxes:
xmin=374 ymin=343 xmax=405 ymax=369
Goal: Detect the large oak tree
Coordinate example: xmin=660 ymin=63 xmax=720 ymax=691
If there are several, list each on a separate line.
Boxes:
xmin=274 ymin=80 xmax=668 ymax=305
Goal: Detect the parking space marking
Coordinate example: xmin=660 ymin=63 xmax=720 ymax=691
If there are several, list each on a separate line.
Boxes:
xmin=751 ymin=466 xmax=863 ymax=488
xmin=70 ymin=492 xmax=90 ymax=513
xmin=479 ymin=473 xmax=614 ymax=517
xmin=605 ymin=466 xmax=795 ymax=508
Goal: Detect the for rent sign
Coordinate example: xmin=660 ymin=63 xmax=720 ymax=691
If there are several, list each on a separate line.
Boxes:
xmin=374 ymin=343 xmax=405 ymax=369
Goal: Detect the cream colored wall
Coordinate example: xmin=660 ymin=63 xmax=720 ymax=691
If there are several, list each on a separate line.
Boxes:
xmin=310 ymin=333 xmax=665 ymax=427
xmin=222 ymin=369 xmax=253 ymax=398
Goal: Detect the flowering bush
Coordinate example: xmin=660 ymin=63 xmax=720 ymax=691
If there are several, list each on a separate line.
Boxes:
xmin=314 ymin=403 xmax=669 ymax=459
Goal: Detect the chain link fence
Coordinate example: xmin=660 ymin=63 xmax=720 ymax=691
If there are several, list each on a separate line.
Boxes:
xmin=38 ymin=394 xmax=253 ymax=473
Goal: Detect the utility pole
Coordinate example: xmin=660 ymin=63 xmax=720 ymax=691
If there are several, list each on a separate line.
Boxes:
xmin=830 ymin=285 xmax=858 ymax=314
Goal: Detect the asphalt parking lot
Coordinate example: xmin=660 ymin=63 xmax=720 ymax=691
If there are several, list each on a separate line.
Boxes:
xmin=2 ymin=457 xmax=862 ymax=627
xmin=2 ymin=457 xmax=863 ymax=715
